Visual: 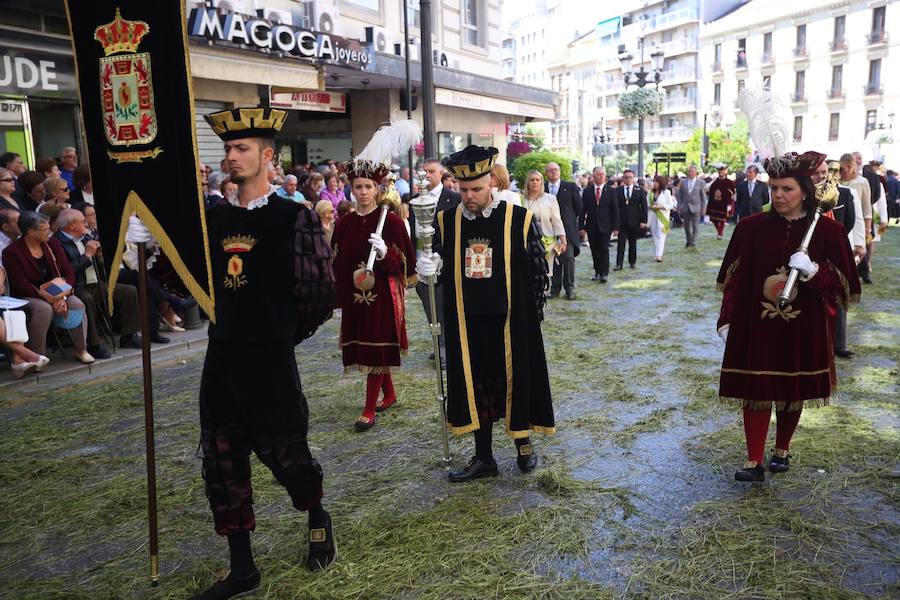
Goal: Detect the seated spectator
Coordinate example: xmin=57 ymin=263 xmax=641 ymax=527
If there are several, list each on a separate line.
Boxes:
xmin=336 ymin=199 xmax=354 ymax=220
xmin=320 ymin=172 xmax=343 ymax=209
xmin=35 ymin=156 xmax=61 ymax=179
xmin=71 ymin=202 xmax=98 ymax=239
xmin=38 ymin=203 xmax=64 ymax=231
xmin=59 ymin=147 xmax=78 ymax=190
xmin=276 ymin=174 xmax=305 ymax=203
xmin=301 ymin=172 xmax=324 ymax=205
xmin=0 ymin=168 xmax=22 ymax=212
xmin=0 ymin=208 xmax=19 ymax=255
xmin=41 ymin=177 xmax=71 ymax=209
xmin=0 ymin=152 xmax=26 ymax=204
xmin=54 ymin=208 xmax=143 ymax=356
xmin=221 ymin=178 xmax=237 ymax=204
xmin=1 ymin=211 xmax=94 ymax=363
xmin=0 ymin=299 xmax=50 ymax=379
xmin=69 ymin=164 xmax=94 ymax=206
xmin=205 ymin=171 xmax=226 ymax=209
xmin=314 ymin=199 xmax=335 ymax=244
xmin=16 ymin=171 xmax=45 ymax=212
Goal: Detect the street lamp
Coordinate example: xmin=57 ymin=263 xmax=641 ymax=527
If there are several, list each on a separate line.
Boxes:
xmin=592 ymin=122 xmax=613 ymax=167
xmin=619 ymin=42 xmax=665 ymax=177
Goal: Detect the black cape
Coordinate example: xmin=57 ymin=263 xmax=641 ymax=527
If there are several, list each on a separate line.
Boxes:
xmin=436 ymin=202 xmax=555 ymax=439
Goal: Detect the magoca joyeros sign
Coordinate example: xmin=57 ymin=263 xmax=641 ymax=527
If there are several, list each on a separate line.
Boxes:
xmin=188 ymin=7 xmax=371 ymax=69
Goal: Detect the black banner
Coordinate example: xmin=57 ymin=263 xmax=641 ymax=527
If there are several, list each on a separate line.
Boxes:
xmin=65 ymin=0 xmax=214 ymax=318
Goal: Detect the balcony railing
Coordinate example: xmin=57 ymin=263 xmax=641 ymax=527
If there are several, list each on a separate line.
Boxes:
xmin=791 ymin=92 xmax=807 ymax=103
xmin=760 ymin=51 xmax=773 ymax=64
xmin=864 ymin=83 xmax=883 ymax=95
xmin=793 ymin=46 xmax=808 ymax=58
xmin=735 ymin=57 xmax=748 ymax=69
xmin=712 ymin=61 xmax=723 ymax=72
xmin=829 ymin=38 xmax=847 ymax=51
xmin=659 ymin=67 xmax=697 ymax=83
xmin=663 ymin=96 xmax=697 ymax=110
xmin=659 ymin=37 xmax=698 ymax=55
xmin=867 ymin=30 xmax=888 ymax=45
xmin=827 ymin=88 xmax=844 ymax=100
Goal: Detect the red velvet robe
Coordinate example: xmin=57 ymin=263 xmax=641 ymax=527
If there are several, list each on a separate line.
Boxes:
xmin=716 ymin=211 xmax=860 ymax=410
xmin=331 ymin=210 xmax=416 ymax=373
xmin=707 ymin=177 xmax=736 ymax=223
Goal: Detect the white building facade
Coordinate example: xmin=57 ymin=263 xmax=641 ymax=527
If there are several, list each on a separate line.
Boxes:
xmin=546 ymin=0 xmax=742 ymax=168
xmin=700 ymin=0 xmax=898 ymax=163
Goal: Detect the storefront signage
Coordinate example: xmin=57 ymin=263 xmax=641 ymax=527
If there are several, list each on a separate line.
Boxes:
xmin=435 ymin=88 xmax=555 ymax=121
xmin=188 ymin=7 xmax=372 ymax=69
xmin=270 ymin=89 xmax=347 ymax=113
xmin=0 ymin=100 xmax=26 ymax=126
xmin=0 ymin=51 xmax=77 ymax=98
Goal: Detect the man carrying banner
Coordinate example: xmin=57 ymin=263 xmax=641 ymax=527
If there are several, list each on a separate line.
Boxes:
xmin=416 ymin=145 xmax=555 ymax=482
xmin=192 ymin=107 xmax=337 ymax=599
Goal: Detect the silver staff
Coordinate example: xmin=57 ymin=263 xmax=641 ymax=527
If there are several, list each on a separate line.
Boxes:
xmin=777 ymin=175 xmax=839 ymax=309
xmin=409 ymin=173 xmax=451 ymax=468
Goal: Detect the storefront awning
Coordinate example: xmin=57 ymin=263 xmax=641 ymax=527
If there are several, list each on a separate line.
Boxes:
xmin=595 ymin=16 xmax=621 ymax=39
xmin=435 ymin=88 xmax=555 ymax=121
xmin=189 ymin=46 xmax=319 ymax=89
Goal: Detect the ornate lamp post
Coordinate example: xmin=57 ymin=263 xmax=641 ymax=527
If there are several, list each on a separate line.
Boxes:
xmin=618 ymin=43 xmax=665 ymax=177
xmin=592 ymin=122 xmax=613 ymax=167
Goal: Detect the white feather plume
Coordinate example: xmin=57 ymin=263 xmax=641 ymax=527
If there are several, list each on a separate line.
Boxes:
xmin=354 ymin=116 xmax=422 ymax=166
xmin=737 ymin=87 xmax=790 ymax=174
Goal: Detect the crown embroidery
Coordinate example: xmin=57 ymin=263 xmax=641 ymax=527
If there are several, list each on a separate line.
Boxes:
xmin=94 ymin=8 xmax=149 ymax=56
xmin=222 ymin=235 xmax=258 ymax=253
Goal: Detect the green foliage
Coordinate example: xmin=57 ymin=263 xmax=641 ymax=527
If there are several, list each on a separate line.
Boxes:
xmin=512 ymin=149 xmax=573 ymax=188
xmin=525 ymin=124 xmax=546 ymax=151
xmin=657 ymin=117 xmax=752 ymax=172
xmin=618 ymin=87 xmax=666 ymax=118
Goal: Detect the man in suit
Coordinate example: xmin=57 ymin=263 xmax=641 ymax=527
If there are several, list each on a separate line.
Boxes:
xmin=735 ymin=164 xmax=768 ymax=219
xmin=676 ymin=165 xmax=706 ymax=247
xmin=53 ymin=208 xmax=144 ymax=359
xmin=612 ymin=169 xmax=648 ymax=270
xmin=813 ymin=161 xmax=862 ymax=359
xmin=544 ymin=162 xmax=582 ymax=299
xmin=580 ymin=166 xmax=618 ymax=282
xmin=408 ymin=158 xmax=460 ymax=364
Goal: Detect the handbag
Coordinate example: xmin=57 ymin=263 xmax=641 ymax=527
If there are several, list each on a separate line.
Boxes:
xmin=51 ymin=306 xmax=84 ymax=330
xmin=2 ymin=309 xmax=29 ymax=343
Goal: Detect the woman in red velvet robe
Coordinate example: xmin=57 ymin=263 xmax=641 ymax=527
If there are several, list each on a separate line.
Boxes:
xmin=331 ymin=166 xmax=416 ymax=431
xmin=707 ymin=165 xmax=736 ymax=240
xmin=716 ymin=151 xmax=860 ymax=482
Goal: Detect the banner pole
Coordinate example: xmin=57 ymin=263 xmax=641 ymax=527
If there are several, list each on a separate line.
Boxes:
xmin=137 ymin=242 xmax=160 ymax=586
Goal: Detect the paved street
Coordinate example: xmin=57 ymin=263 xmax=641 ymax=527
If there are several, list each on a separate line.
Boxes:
xmin=1 ymin=223 xmax=897 ymax=599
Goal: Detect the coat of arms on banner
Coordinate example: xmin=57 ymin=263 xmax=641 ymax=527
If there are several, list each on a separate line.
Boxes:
xmin=465 ymin=238 xmax=493 ymax=279
xmin=94 ymin=9 xmax=161 ymax=162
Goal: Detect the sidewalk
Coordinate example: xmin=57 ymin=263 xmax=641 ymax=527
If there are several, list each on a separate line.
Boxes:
xmin=0 ymin=327 xmax=209 ymax=393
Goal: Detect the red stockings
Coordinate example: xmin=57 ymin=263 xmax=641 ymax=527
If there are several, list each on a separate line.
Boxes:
xmin=742 ymin=406 xmax=803 ymax=463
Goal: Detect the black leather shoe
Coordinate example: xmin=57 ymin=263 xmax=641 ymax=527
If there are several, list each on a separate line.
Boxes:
xmin=353 ymin=416 xmax=376 ymax=432
xmin=768 ymin=450 xmax=790 ymax=473
xmin=591 ymin=274 xmax=601 ymax=281
xmin=150 ymin=333 xmax=170 ymax=344
xmin=119 ymin=333 xmax=142 ymax=349
xmin=613 ymin=265 xmax=623 ymax=271
xmin=835 ymin=348 xmax=854 ymax=359
xmin=306 ymin=511 xmax=337 ymax=572
xmin=87 ymin=344 xmax=111 ymax=359
xmin=516 ymin=443 xmax=538 ymax=473
xmin=734 ymin=462 xmax=766 ymax=482
xmin=629 ymin=263 xmax=636 ymax=269
xmin=546 ymin=293 xmax=559 ymax=299
xmin=448 ymin=456 xmax=499 ymax=482
xmin=565 ymin=291 xmax=577 ymax=300
xmin=862 ymin=276 xmax=872 ymax=284
xmin=599 ymin=276 xmax=607 ymax=283
xmin=190 ymin=569 xmax=261 ymax=600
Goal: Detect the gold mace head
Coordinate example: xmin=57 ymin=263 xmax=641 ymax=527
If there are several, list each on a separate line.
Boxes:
xmin=376 ymin=180 xmax=402 ymax=212
xmin=815 ymin=174 xmax=839 ymax=213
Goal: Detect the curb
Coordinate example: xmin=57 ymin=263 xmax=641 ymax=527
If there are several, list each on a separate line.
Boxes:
xmin=1 ymin=335 xmax=210 ymax=393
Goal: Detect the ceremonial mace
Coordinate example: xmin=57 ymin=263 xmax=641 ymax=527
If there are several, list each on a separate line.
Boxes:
xmin=353 ymin=178 xmax=402 ymax=292
xmin=777 ymin=175 xmax=839 ymax=309
xmin=409 ymin=171 xmax=452 ymax=469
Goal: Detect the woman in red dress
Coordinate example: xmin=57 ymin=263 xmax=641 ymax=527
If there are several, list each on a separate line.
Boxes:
xmin=331 ymin=123 xmax=419 ymax=432
xmin=707 ymin=163 xmax=736 ymax=240
xmin=716 ymin=151 xmax=860 ymax=482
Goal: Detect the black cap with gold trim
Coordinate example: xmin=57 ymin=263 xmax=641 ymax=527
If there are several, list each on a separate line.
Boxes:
xmin=441 ymin=145 xmax=499 ymax=181
xmin=204 ymin=107 xmax=288 ymax=141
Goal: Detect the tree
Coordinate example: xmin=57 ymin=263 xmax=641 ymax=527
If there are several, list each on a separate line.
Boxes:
xmin=525 ymin=124 xmax=546 ymax=152
xmin=511 ymin=150 xmax=573 ymax=188
xmin=657 ymin=118 xmax=752 ymax=173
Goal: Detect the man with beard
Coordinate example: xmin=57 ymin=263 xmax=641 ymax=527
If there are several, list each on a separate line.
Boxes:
xmin=191 ymin=107 xmax=336 ymax=599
